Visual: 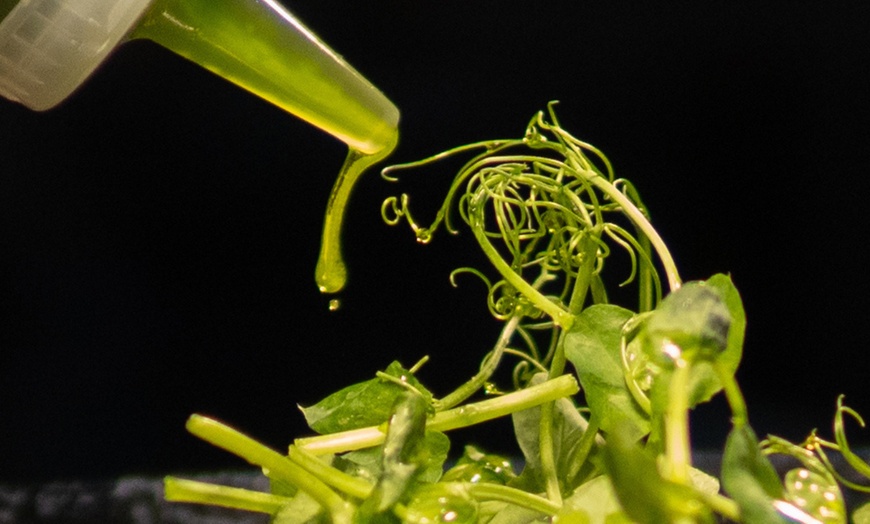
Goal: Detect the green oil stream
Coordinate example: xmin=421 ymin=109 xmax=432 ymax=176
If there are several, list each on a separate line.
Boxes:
xmin=315 ymin=135 xmax=398 ymax=294
xmin=131 ymin=0 xmax=400 ymax=292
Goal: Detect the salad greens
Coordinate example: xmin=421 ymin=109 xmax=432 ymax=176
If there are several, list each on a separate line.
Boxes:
xmin=164 ymin=103 xmax=870 ymax=523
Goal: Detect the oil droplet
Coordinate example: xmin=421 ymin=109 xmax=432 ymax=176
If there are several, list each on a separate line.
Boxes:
xmin=782 ymin=468 xmax=845 ymax=523
xmin=405 ymin=485 xmax=478 ymax=523
xmin=316 ymin=133 xmax=398 ymax=294
xmin=328 ymin=299 xmax=341 ymax=311
xmin=415 ymin=228 xmax=433 ymax=244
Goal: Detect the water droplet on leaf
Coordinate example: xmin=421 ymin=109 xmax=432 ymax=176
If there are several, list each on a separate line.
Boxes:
xmin=782 ymin=468 xmax=845 ymax=523
xmin=405 ymin=485 xmax=478 ymax=523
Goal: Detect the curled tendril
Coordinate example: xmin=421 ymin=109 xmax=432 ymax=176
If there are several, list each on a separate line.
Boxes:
xmin=815 ymin=396 xmax=870 ymax=493
xmin=619 ymin=313 xmax=655 ymax=415
xmin=380 ymin=194 xmax=406 ymax=226
xmin=381 ymin=103 xmax=678 ymax=384
xmin=381 ymin=193 xmax=434 ymax=243
xmin=761 ymin=434 xmax=848 ymax=523
xmin=449 ymin=267 xmax=491 ymax=290
xmin=448 ymin=267 xmax=542 ymax=321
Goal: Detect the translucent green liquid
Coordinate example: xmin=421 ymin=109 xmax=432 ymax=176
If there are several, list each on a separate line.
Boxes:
xmin=132 ymin=0 xmax=398 ymax=155
xmin=132 ymin=0 xmax=400 ymax=292
xmin=315 ymin=135 xmax=398 ymax=293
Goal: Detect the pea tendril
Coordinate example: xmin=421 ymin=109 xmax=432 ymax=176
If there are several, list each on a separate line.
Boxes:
xmin=164 ymin=104 xmax=870 ymax=524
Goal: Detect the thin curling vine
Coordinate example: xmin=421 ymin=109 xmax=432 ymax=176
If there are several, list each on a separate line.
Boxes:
xmin=382 ymin=101 xmax=681 ymax=330
xmin=164 ymin=104 xmax=870 ymax=523
xmin=380 ymin=102 xmax=699 ymax=505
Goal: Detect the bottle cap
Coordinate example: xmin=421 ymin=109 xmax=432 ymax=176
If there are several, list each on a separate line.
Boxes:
xmin=0 ymin=0 xmax=150 ymax=110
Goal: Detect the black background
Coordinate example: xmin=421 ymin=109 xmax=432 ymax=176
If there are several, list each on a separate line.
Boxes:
xmin=2 ymin=2 xmax=870 ymax=483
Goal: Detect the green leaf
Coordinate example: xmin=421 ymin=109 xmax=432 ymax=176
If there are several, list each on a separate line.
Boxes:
xmin=641 ymin=276 xmax=744 ymax=408
xmin=644 ymin=282 xmax=730 ymax=360
xmin=484 ymin=502 xmax=549 ymax=524
xmin=299 ymin=361 xmax=432 ymax=434
xmin=760 ymin=434 xmax=846 ymax=523
xmin=686 ymin=274 xmax=746 ymax=406
xmin=721 ymin=424 xmax=787 ymax=524
xmin=603 ymin=423 xmax=712 ymax=524
xmin=270 ymin=490 xmax=327 ymax=524
xmin=404 ymin=483 xmax=479 ymax=523
xmin=338 ymin=429 xmax=447 ymax=485
xmin=640 ymin=275 xmax=747 ymax=451
xmin=267 ymin=470 xmax=327 ymax=523
xmin=853 ymin=502 xmax=870 ymax=524
xmin=442 ymin=445 xmax=517 ymax=485
xmin=560 ymin=475 xmax=632 ymax=524
xmin=782 ymin=468 xmax=845 ymax=524
xmin=356 ymin=391 xmax=446 ymax=520
xmin=564 ymin=304 xmax=650 ymax=441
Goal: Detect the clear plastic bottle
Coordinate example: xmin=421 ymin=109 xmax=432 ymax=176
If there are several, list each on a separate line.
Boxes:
xmin=0 ymin=0 xmax=398 ymax=155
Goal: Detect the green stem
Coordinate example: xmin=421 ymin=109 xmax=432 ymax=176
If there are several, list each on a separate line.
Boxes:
xmin=287 ymin=445 xmax=373 ymax=499
xmin=696 ymin=489 xmax=742 ymax=522
xmin=468 ymin=201 xmax=574 ymax=329
xmin=567 ymin=230 xmax=602 ymax=315
xmin=538 ymin=401 xmax=562 ymax=504
xmin=714 ymin=361 xmax=748 ymax=428
xmin=466 ymin=483 xmax=561 ymax=516
xmin=584 ymin=172 xmax=681 ymax=292
xmin=538 ymin=231 xmax=600 ymax=504
xmin=565 ymin=416 xmax=602 ymax=483
xmin=297 ymin=374 xmax=579 ymax=455
xmin=164 ymin=476 xmax=291 ymax=514
xmin=663 ymin=362 xmax=692 ymax=485
xmin=637 ymin=231 xmax=656 ymax=312
xmin=185 ymin=415 xmax=355 ymax=523
xmin=438 ymin=313 xmax=522 ymax=410
xmin=619 ymin=313 xmax=653 ymax=415
xmin=439 ymin=270 xmax=556 ymax=410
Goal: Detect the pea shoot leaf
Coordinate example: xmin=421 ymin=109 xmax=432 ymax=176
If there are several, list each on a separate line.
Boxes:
xmin=603 ymin=423 xmax=714 ymax=524
xmin=685 ymin=274 xmax=746 ymax=407
xmin=721 ymin=424 xmax=787 ymax=524
xmin=561 ymin=474 xmax=629 ymax=524
xmin=299 ymin=361 xmax=432 ymax=434
xmin=853 ymin=503 xmax=870 ymax=524
xmin=639 ymin=275 xmax=745 ymax=410
xmin=564 ymin=304 xmax=650 ymax=441
xmin=337 ymin=430 xmax=449 ymax=486
xmin=357 ymin=391 xmax=432 ymax=519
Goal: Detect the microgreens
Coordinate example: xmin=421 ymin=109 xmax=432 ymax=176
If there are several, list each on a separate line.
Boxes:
xmin=164 ymin=103 xmax=870 ymax=523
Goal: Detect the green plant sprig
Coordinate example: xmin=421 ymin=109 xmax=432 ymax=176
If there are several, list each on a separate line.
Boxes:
xmin=294 ymin=373 xmax=579 ymax=455
xmin=165 ymin=104 xmax=870 ymax=523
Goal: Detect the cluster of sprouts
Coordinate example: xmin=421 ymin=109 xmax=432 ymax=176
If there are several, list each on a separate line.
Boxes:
xmin=163 ymin=104 xmax=870 ymax=523
xmin=381 ymin=103 xmax=680 ymax=401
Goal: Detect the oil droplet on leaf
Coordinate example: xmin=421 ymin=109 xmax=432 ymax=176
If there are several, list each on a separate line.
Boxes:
xmin=781 ymin=468 xmax=845 ymax=523
xmin=405 ymin=485 xmax=478 ymax=523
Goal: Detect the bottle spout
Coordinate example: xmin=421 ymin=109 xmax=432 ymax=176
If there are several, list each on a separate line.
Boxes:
xmin=131 ymin=0 xmax=399 ymax=154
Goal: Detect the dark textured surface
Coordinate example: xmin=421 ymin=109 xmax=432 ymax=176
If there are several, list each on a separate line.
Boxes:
xmin=2 ymin=454 xmax=870 ymax=522
xmin=0 ymin=472 xmax=269 ymax=524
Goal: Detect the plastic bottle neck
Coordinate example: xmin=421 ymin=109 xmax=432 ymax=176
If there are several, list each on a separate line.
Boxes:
xmin=131 ymin=0 xmax=398 ymax=154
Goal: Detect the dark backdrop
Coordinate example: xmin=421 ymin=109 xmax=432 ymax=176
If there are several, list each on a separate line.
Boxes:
xmin=2 ymin=2 xmax=869 ymax=482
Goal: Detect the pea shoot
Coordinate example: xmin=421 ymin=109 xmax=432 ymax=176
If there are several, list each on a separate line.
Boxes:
xmin=164 ymin=103 xmax=870 ymax=523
